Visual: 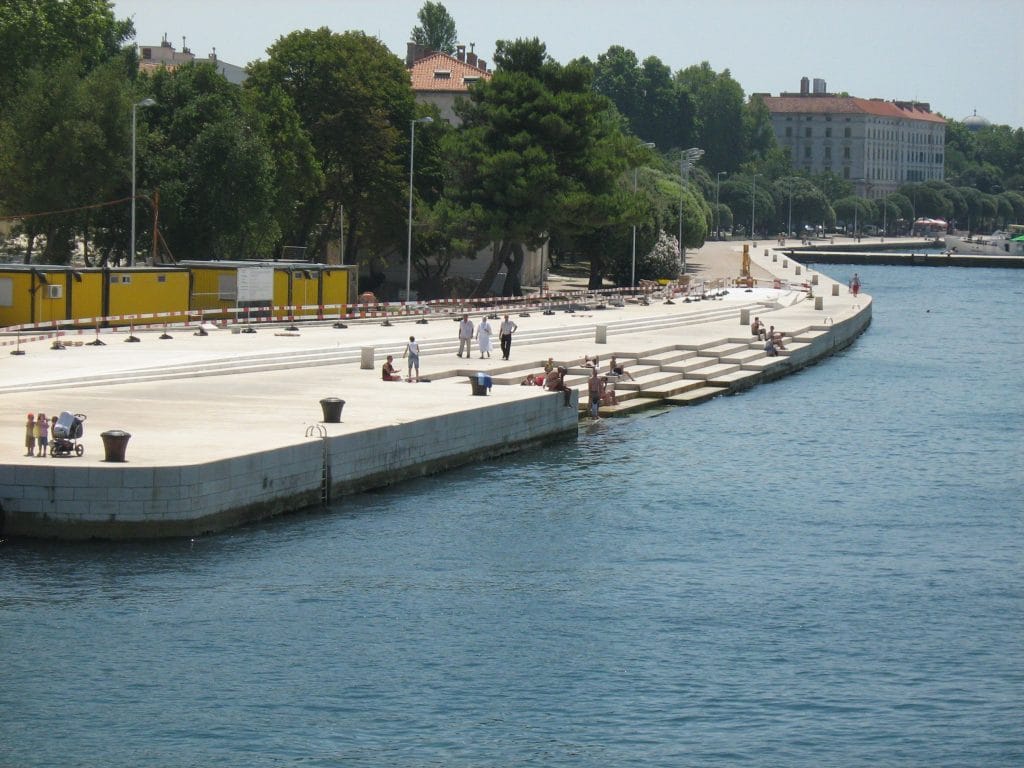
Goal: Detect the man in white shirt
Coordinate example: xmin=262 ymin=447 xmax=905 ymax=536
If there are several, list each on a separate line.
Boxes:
xmin=499 ymin=314 xmax=518 ymax=360
xmin=457 ymin=315 xmax=474 ymax=358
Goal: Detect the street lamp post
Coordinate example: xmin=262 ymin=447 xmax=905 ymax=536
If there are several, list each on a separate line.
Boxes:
xmin=715 ymin=171 xmax=727 ymax=240
xmin=750 ymin=173 xmax=761 ymax=243
xmin=679 ymin=147 xmax=704 ymax=276
xmin=406 ymin=116 xmax=433 ymax=302
xmin=787 ymin=183 xmax=794 ymax=238
xmin=630 ymin=141 xmax=656 ymax=291
xmin=130 ymin=97 xmax=156 ymax=266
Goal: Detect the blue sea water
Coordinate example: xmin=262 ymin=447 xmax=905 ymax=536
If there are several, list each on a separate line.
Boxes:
xmin=2 ymin=265 xmax=1022 ymax=767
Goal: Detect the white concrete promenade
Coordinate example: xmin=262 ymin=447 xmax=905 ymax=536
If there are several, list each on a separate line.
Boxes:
xmin=0 ymin=242 xmax=872 ymax=538
xmin=0 ymin=242 xmax=869 ymax=467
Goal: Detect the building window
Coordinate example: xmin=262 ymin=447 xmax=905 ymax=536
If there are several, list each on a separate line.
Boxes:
xmin=843 ymin=167 xmax=850 ymax=179
xmin=825 ymin=127 xmax=832 ymax=138
xmin=785 ymin=127 xmax=792 ymax=137
xmin=824 ymin=146 xmax=831 ymax=159
xmin=804 ymin=127 xmax=811 ymax=138
xmin=843 ymin=147 xmax=851 ymax=159
xmin=804 ymin=146 xmax=811 ymax=159
xmin=844 ymin=126 xmax=851 ymax=138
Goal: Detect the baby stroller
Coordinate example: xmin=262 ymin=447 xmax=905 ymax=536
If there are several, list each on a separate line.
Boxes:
xmin=50 ymin=411 xmax=86 ymax=457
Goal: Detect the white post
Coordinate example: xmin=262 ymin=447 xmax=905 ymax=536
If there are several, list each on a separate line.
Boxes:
xmin=129 ymin=98 xmax=155 ymax=266
xmin=406 ymin=116 xmax=432 ymax=301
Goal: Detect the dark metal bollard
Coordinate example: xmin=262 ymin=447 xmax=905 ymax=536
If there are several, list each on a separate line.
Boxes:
xmin=469 ymin=380 xmax=488 ymax=396
xmin=319 ymin=398 xmax=345 ymax=423
xmin=100 ymin=430 xmax=131 ymax=462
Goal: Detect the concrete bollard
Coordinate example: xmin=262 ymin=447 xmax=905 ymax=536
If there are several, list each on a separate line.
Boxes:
xmin=772 ymin=254 xmax=777 ymax=262
xmin=100 ymin=430 xmax=131 ymax=462
xmin=815 ymin=296 xmax=823 ymax=310
xmin=782 ymin=259 xmax=789 ymax=268
xmin=595 ymin=324 xmax=607 ymax=344
xmin=811 ymin=274 xmax=819 ymax=285
xmin=795 ymin=266 xmax=802 ymax=275
xmin=319 ymin=398 xmax=344 ymax=423
xmin=763 ymin=249 xmax=769 ymax=258
xmin=832 ymin=283 xmax=840 ymax=296
xmin=360 ymin=346 xmax=375 ymax=370
xmin=740 ymin=308 xmax=750 ymax=326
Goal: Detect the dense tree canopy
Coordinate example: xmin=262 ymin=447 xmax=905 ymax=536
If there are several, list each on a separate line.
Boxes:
xmin=448 ymin=38 xmax=633 ymax=294
xmin=0 ymin=0 xmax=134 ymax=112
xmin=246 ymin=28 xmax=416 ymax=261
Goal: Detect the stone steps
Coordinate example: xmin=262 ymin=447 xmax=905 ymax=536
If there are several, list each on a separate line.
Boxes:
xmin=664 ymin=385 xmax=729 ymax=406
xmin=683 ymin=362 xmax=742 ymax=380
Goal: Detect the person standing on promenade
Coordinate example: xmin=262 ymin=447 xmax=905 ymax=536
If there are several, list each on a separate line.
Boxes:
xmin=24 ymin=413 xmax=35 ymax=457
xmin=851 ymin=273 xmax=861 ymax=297
xmin=36 ymin=412 xmax=48 ymax=457
xmin=457 ymin=315 xmax=474 ymax=358
xmin=587 ymin=367 xmax=603 ymax=418
xmin=403 ymin=336 xmax=420 ymax=382
xmin=499 ymin=314 xmax=517 ymax=360
xmin=476 ymin=316 xmax=493 ymax=358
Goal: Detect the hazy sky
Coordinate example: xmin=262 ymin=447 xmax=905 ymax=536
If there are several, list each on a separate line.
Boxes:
xmin=112 ymin=0 xmax=1023 ymax=129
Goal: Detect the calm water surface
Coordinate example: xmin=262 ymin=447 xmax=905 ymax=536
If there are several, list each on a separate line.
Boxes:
xmin=2 ymin=265 xmax=1022 ymax=767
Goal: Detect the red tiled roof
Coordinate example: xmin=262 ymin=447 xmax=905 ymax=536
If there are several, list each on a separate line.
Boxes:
xmin=760 ymin=95 xmax=946 ymax=124
xmin=409 ymin=51 xmax=490 ymax=93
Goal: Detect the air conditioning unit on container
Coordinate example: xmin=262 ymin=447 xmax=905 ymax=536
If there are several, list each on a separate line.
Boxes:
xmin=47 ymin=284 xmax=63 ymax=299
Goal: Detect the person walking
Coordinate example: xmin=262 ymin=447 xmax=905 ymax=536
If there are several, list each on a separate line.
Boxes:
xmin=476 ymin=316 xmax=493 ymax=358
xmin=403 ymin=335 xmax=420 ymax=382
xmin=457 ymin=315 xmax=474 ymax=358
xmin=499 ymin=314 xmax=517 ymax=360
xmin=851 ymin=273 xmax=861 ymax=298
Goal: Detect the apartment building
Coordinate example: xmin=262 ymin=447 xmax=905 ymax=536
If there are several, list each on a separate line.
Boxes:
xmin=757 ymin=77 xmax=946 ymax=198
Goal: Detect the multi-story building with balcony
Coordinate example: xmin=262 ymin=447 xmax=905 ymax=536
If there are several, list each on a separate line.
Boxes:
xmin=757 ymin=77 xmax=946 ymax=199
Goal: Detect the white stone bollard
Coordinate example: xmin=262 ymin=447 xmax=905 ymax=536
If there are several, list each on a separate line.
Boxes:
xmin=815 ymin=296 xmax=824 ymax=310
xmin=811 ymin=274 xmax=819 ymax=285
xmin=360 ymin=346 xmax=375 ymax=369
xmin=832 ymin=284 xmax=840 ymax=296
xmin=740 ymin=308 xmax=750 ymax=326
xmin=782 ymin=259 xmax=788 ymax=268
xmin=595 ymin=325 xmax=607 ymax=344
xmin=795 ymin=265 xmax=802 ymax=275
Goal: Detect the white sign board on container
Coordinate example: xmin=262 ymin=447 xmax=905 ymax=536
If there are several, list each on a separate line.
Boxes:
xmin=236 ymin=267 xmax=274 ymax=302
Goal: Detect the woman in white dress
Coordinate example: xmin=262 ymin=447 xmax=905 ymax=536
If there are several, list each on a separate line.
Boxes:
xmin=476 ymin=317 xmax=493 ymax=358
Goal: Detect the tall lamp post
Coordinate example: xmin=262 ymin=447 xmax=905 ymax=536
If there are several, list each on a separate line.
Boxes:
xmin=630 ymin=141 xmax=656 ymax=290
xmin=130 ymin=97 xmax=156 ymax=266
xmin=679 ymin=147 xmax=704 ymax=275
xmin=715 ymin=171 xmax=727 ymax=240
xmin=406 ymin=116 xmax=433 ymax=302
xmin=787 ymin=181 xmax=794 ymax=239
xmin=750 ymin=173 xmax=761 ymax=244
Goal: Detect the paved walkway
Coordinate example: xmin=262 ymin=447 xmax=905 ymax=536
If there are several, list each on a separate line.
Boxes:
xmin=0 ymin=241 xmax=871 ymax=467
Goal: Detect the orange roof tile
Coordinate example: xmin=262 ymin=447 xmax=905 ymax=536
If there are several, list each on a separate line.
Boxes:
xmin=409 ymin=51 xmax=491 ymax=93
xmin=760 ymin=95 xmax=946 ymax=124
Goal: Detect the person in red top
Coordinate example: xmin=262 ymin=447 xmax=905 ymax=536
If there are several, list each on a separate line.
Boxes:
xmin=381 ymin=355 xmax=402 ymax=381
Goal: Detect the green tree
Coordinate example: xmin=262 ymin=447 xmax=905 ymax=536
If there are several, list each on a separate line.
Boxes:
xmin=410 ymin=1 xmax=458 ymax=55
xmin=585 ymin=47 xmax=696 ymax=151
xmin=0 ymin=0 xmax=134 ymax=111
xmin=676 ymin=62 xmax=747 ymax=174
xmin=0 ymin=58 xmax=131 ymax=264
xmin=448 ymin=38 xmax=632 ymax=295
xmin=141 ymin=63 xmax=279 ymax=261
xmin=771 ymin=177 xmax=832 ymax=234
xmin=247 ymin=29 xmax=415 ymax=262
